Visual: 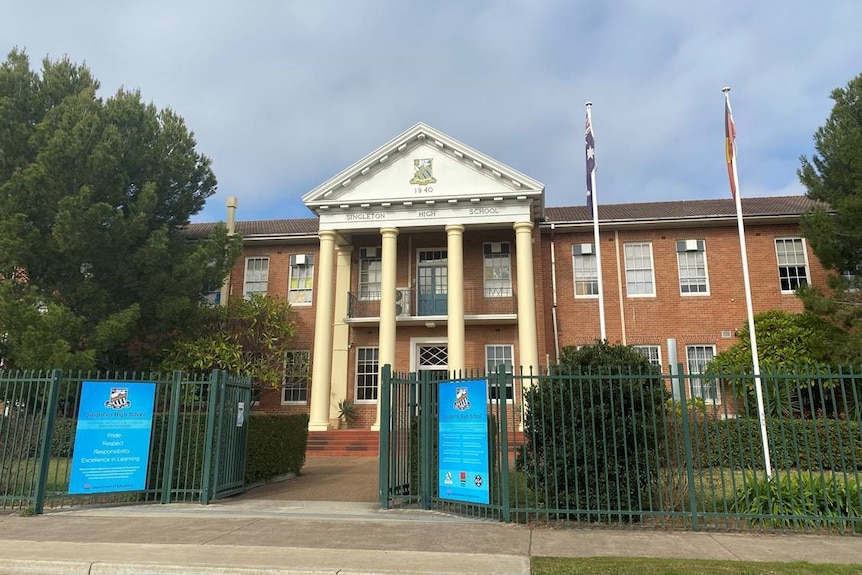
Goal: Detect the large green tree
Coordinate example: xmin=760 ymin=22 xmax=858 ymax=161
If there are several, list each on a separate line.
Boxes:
xmin=797 ymin=72 xmax=862 ymax=359
xmin=0 ymin=49 xmax=241 ymax=370
xmin=163 ymin=294 xmax=298 ymax=402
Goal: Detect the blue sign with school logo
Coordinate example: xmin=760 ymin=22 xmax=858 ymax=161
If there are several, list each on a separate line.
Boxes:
xmin=438 ymin=379 xmax=490 ymax=504
xmin=69 ymin=381 xmax=157 ymax=494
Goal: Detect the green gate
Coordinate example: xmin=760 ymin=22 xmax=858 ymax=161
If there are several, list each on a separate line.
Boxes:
xmin=378 ymin=366 xmax=513 ymax=520
xmin=0 ymin=369 xmax=251 ymax=513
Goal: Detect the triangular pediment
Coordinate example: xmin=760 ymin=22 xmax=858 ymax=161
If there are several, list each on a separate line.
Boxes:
xmin=302 ymin=123 xmax=544 ymax=216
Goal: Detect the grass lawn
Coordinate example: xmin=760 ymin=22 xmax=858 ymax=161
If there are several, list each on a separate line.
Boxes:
xmin=532 ymin=557 xmax=862 ymax=575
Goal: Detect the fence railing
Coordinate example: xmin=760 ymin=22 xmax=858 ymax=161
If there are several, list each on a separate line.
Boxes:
xmin=0 ymin=369 xmax=250 ymax=513
xmin=380 ymin=365 xmax=862 ymax=534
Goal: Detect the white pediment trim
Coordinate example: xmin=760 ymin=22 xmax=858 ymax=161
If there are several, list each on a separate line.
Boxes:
xmin=301 ymin=123 xmax=545 ymax=212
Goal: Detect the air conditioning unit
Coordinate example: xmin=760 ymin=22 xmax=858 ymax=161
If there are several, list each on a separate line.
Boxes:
xmin=395 ymin=288 xmax=411 ymax=317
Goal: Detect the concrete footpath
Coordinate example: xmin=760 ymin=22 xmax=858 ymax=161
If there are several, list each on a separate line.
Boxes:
xmin=1 ymin=498 xmax=861 ymax=575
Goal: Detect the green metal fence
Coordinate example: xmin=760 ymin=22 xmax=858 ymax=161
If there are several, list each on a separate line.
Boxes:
xmin=380 ymin=364 xmax=862 ymax=534
xmin=0 ymin=369 xmax=251 ymax=513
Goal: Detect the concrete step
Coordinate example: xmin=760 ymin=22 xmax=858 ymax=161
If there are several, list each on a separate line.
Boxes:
xmin=307 ymin=430 xmax=379 ymax=456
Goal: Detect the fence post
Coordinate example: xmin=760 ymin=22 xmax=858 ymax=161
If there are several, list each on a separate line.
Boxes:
xmin=674 ymin=363 xmax=699 ymax=531
xmin=200 ymin=369 xmax=220 ymax=505
xmin=34 ymin=369 xmax=62 ymax=514
xmin=497 ymin=366 xmax=511 ymax=523
xmin=160 ymin=371 xmax=184 ymax=504
xmin=420 ymin=370 xmax=432 ymax=510
xmin=379 ymin=364 xmax=392 ymax=509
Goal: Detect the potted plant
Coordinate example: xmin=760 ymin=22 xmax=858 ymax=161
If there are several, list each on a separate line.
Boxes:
xmin=337 ymin=398 xmax=358 ymax=429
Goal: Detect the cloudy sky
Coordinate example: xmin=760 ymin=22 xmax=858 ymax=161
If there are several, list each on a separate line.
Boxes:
xmin=3 ymin=1 xmax=861 ymax=224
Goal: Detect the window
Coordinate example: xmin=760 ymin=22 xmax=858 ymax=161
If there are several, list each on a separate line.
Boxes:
xmin=359 ymin=247 xmax=382 ymax=300
xmin=676 ymin=240 xmax=709 ymax=295
xmin=485 ymin=344 xmax=514 ymax=401
xmin=633 ymin=345 xmax=661 ymax=367
xmin=775 ymin=238 xmax=808 ymax=292
xmin=243 ymin=257 xmax=269 ymax=298
xmin=355 ymin=347 xmax=379 ymax=402
xmin=484 ymin=242 xmax=512 ymax=297
xmin=624 ymin=242 xmax=655 ymax=296
xmin=288 ymin=254 xmax=314 ymax=305
xmin=572 ymin=244 xmax=599 ymax=297
xmin=282 ymin=350 xmax=310 ymax=404
xmin=686 ymin=344 xmax=718 ymax=403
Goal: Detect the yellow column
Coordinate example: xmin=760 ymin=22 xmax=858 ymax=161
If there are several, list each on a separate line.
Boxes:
xmin=308 ymin=229 xmax=337 ymax=431
xmin=514 ymin=221 xmax=539 ymax=376
xmin=446 ymin=224 xmax=466 ymax=375
xmin=330 ymin=245 xmax=353 ymax=425
xmin=374 ymin=227 xmax=399 ymax=430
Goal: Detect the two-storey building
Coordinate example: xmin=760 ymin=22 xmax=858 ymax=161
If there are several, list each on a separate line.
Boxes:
xmin=184 ymin=123 xmax=828 ymax=431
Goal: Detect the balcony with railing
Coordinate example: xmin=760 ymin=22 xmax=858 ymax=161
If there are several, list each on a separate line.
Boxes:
xmin=346 ymin=287 xmax=517 ymax=326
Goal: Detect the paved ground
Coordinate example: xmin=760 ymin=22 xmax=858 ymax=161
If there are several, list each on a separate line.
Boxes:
xmin=0 ymin=456 xmax=860 ymax=574
xmin=239 ymin=455 xmax=380 ymax=502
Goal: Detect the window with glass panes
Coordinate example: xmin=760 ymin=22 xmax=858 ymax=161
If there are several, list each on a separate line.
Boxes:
xmin=775 ymin=238 xmax=808 ymax=292
xmin=633 ymin=345 xmax=661 ymax=367
xmin=244 ymin=257 xmax=269 ymax=298
xmin=572 ymin=243 xmax=599 ymax=297
xmin=676 ymin=240 xmax=709 ymax=294
xmin=687 ymin=344 xmax=718 ymax=403
xmin=624 ymin=242 xmax=655 ymax=296
xmin=288 ymin=254 xmax=314 ymax=305
xmin=282 ymin=350 xmax=310 ymax=404
xmin=484 ymin=242 xmax=512 ymax=297
xmin=355 ymin=347 xmax=379 ymax=402
xmin=485 ymin=344 xmax=514 ymax=401
xmin=359 ymin=247 xmax=382 ymax=300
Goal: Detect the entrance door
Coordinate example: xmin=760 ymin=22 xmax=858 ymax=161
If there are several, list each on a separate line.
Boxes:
xmin=417 ymin=250 xmax=447 ymax=316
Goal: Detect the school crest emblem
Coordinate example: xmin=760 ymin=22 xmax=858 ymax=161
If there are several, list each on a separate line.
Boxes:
xmin=409 ymin=158 xmax=437 ymax=185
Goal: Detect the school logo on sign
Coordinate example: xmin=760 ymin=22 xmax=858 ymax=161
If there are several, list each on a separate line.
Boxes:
xmin=453 ymin=387 xmax=471 ymax=411
xmin=104 ymin=388 xmax=131 ymax=409
xmin=409 ymin=158 xmax=437 ymax=185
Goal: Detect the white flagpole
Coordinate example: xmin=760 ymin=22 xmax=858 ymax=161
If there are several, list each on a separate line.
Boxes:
xmin=723 ymin=87 xmax=773 ymax=480
xmin=586 ymin=103 xmax=607 ymax=341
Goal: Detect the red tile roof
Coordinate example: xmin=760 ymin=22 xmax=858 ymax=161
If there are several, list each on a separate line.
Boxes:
xmin=179 ymin=196 xmax=826 ymax=239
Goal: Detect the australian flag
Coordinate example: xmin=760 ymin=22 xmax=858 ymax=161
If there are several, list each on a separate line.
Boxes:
xmin=585 ymin=110 xmax=596 ymax=217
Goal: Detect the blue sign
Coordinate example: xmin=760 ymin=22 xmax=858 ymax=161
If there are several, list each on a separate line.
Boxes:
xmin=438 ymin=379 xmax=490 ymax=504
xmin=69 ymin=382 xmax=157 ymax=495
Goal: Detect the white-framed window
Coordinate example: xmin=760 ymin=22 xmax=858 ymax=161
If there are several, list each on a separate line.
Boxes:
xmin=624 ymin=242 xmax=655 ymax=297
xmin=288 ymin=254 xmax=314 ymax=305
xmin=243 ymin=257 xmax=269 ymax=298
xmin=841 ymin=264 xmax=861 ymax=293
xmin=686 ymin=344 xmax=718 ymax=403
xmin=355 ymin=347 xmax=379 ymax=402
xmin=359 ymin=247 xmax=382 ymax=301
xmin=282 ymin=350 xmax=310 ymax=404
xmin=484 ymin=242 xmax=512 ymax=297
xmin=676 ymin=239 xmax=709 ymax=295
xmin=485 ymin=344 xmax=514 ymax=401
xmin=572 ymin=243 xmax=599 ymax=297
xmin=633 ymin=345 xmax=661 ymax=367
xmin=775 ymin=238 xmax=808 ymax=293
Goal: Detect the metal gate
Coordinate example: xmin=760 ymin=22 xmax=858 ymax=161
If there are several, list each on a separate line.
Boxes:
xmin=203 ymin=371 xmax=252 ymax=503
xmin=0 ymin=369 xmax=251 ymax=513
xmin=378 ymin=365 xmax=512 ymax=520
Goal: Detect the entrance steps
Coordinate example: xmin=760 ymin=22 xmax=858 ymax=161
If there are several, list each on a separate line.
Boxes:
xmin=307 ymin=430 xmax=379 ymax=456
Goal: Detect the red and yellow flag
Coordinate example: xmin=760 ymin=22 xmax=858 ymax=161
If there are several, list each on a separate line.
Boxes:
xmin=725 ymin=95 xmax=737 ymax=199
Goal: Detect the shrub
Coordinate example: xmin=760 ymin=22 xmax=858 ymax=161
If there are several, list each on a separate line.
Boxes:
xmin=732 ymin=472 xmax=862 ymax=532
xmin=245 ymin=413 xmax=308 ymax=483
xmin=521 ymin=342 xmax=669 ymax=522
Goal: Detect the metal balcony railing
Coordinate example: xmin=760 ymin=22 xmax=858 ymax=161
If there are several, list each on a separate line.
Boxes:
xmin=347 ymin=287 xmax=516 ymax=319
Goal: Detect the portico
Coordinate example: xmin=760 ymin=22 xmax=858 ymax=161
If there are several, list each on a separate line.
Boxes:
xmin=302 ymin=123 xmax=545 ymax=431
